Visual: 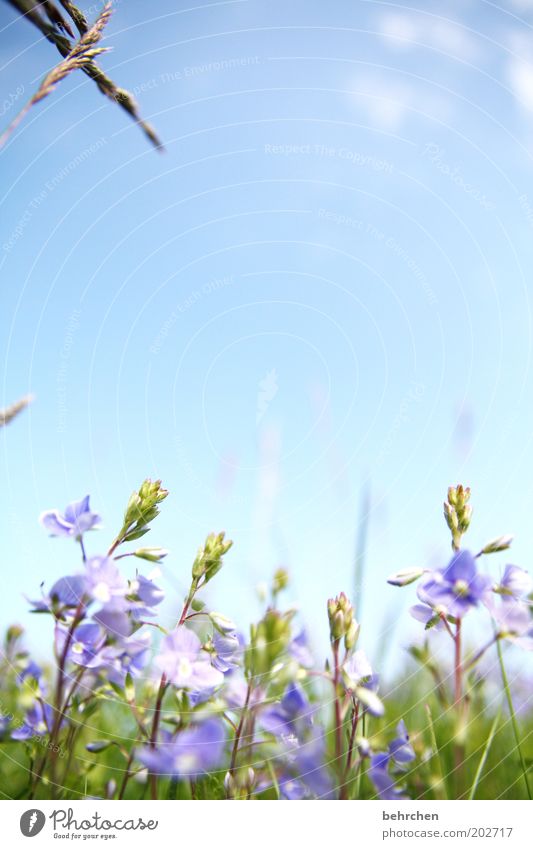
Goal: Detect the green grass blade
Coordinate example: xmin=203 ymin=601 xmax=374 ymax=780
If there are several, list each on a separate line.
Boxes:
xmin=468 ymin=708 xmax=501 ymax=800
xmin=496 ymin=638 xmax=532 ymax=799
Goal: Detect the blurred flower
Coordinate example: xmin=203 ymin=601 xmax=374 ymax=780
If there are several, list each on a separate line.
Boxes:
xmin=259 ymin=682 xmax=313 ymax=740
xmin=417 ymin=550 xmax=491 ymax=619
xmin=389 ymin=720 xmax=415 ymax=765
xmin=40 ymin=496 xmax=100 ymax=539
xmin=369 ymin=751 xmax=409 ymax=800
xmin=84 ymin=556 xmax=128 ymax=605
xmin=289 ymin=630 xmax=314 ymax=668
xmin=342 ymin=649 xmax=373 ymax=688
xmin=496 ymin=565 xmax=533 ymax=600
xmin=155 ymin=626 xmax=224 ymax=690
xmin=56 ymin=622 xmax=106 ymax=669
xmin=211 ymin=631 xmax=242 ymax=673
xmin=290 ymin=730 xmax=334 ymax=799
xmin=12 ymin=701 xmax=55 ymax=740
xmin=409 ymin=602 xmax=446 ymax=630
xmin=491 ymin=598 xmax=533 ymax=650
xmin=29 ymin=575 xmax=86 ymax=613
xmin=100 ymin=631 xmax=152 ymax=686
xmin=137 ymin=719 xmax=226 ymax=778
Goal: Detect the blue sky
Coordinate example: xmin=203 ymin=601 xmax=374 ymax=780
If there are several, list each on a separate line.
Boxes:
xmin=2 ymin=0 xmax=533 ymax=669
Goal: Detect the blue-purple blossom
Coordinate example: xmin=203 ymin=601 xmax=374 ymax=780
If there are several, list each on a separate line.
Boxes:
xmin=11 ymin=701 xmax=55 ymax=741
xmin=55 ymin=622 xmax=106 ymax=669
xmin=290 ymin=730 xmax=334 ymax=799
xmin=289 ymin=630 xmax=314 ymax=668
xmin=99 ymin=631 xmax=152 ymax=685
xmin=389 ymin=720 xmax=416 ymax=765
xmin=497 ymin=565 xmax=533 ymax=600
xmin=342 ymin=649 xmax=373 ymax=687
xmin=84 ymin=556 xmax=128 ymax=606
xmin=17 ymin=659 xmax=46 ymax=693
xmin=29 ymin=575 xmax=86 ymax=612
xmin=137 ymin=719 xmax=226 ymax=778
xmin=155 ymin=626 xmax=224 ymax=691
xmin=259 ymin=682 xmax=313 ymax=740
xmin=410 ymin=602 xmax=445 ymax=630
xmin=40 ymin=496 xmax=100 ymax=539
xmin=417 ymin=550 xmax=492 ymax=619
xmin=369 ymin=751 xmax=409 ymax=800
xmin=211 ymin=631 xmax=242 ymax=673
xmin=489 ymin=598 xmax=533 ymax=650
xmin=368 ymin=720 xmax=415 ymax=799
xmin=128 ymin=573 xmax=165 ymax=618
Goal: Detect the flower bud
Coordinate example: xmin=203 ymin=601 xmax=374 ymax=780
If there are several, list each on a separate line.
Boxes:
xmin=387 ymin=568 xmax=425 ymax=587
xmin=327 ymin=592 xmax=355 ymax=642
xmin=344 ymin=620 xmax=360 ymax=651
xmin=272 ymin=567 xmax=289 ymax=594
xmin=134 ymin=547 xmax=169 ymax=562
xmin=480 ymin=535 xmax=513 ymax=555
xmin=209 ymin=611 xmax=237 ymax=635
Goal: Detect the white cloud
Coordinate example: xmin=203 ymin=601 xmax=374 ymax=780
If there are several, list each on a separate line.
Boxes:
xmin=350 ymin=75 xmax=453 ymax=132
xmin=507 ymin=56 xmax=533 ymax=111
xmin=378 ymin=10 xmax=483 ymax=63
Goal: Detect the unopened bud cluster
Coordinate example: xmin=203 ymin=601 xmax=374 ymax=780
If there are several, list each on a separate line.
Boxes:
xmin=327 ymin=592 xmax=359 ymax=649
xmin=192 ymin=531 xmax=233 ymax=584
xmin=444 ymin=484 xmax=472 ymax=550
xmin=116 ymin=479 xmax=169 ymax=546
xmin=247 ymin=608 xmax=292 ymax=678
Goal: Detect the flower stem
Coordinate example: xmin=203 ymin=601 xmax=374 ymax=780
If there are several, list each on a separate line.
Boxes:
xmin=468 ymin=708 xmax=501 ymax=800
xmin=453 ymin=619 xmax=466 ymax=794
xmin=227 ymin=680 xmax=252 ymax=793
xmin=496 ymin=637 xmax=532 ymax=800
xmin=332 ymin=639 xmax=346 ymax=798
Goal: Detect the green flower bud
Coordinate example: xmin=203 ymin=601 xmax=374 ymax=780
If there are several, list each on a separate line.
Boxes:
xmin=344 ymin=620 xmax=360 ymax=651
xmin=387 ymin=568 xmax=425 ymax=587
xmin=192 ymin=531 xmax=233 ymax=583
xmin=272 ymin=567 xmax=289 ymax=594
xmin=331 ymin=610 xmax=345 ymax=641
xmin=327 ymin=592 xmax=355 ymax=642
xmin=480 ymin=535 xmax=513 ymax=555
xmin=133 ymin=547 xmax=168 ymax=562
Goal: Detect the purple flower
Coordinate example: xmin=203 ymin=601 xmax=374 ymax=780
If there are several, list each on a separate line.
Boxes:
xmin=55 ymin=622 xmax=106 ymax=669
xmin=17 ymin=659 xmax=46 ymax=691
xmin=342 ymin=649 xmax=373 ymax=687
xmin=93 ymin=602 xmax=133 ymax=638
xmin=155 ymin=627 xmax=224 ymax=691
xmin=490 ymin=598 xmax=533 ymax=650
xmin=12 ymin=701 xmax=55 ymax=741
xmin=99 ymin=631 xmax=152 ymax=685
xmin=498 ymin=565 xmax=533 ymax=600
xmin=211 ymin=631 xmax=242 ymax=673
xmin=417 ymin=550 xmax=491 ymax=619
xmin=259 ymin=682 xmax=312 ymax=740
xmin=29 ymin=575 xmax=86 ymax=612
xmin=410 ymin=602 xmax=445 ymax=630
xmin=290 ymin=730 xmax=334 ymax=799
xmin=128 ymin=574 xmax=165 ymax=618
xmin=137 ymin=719 xmax=226 ymax=778
xmin=277 ymin=776 xmax=307 ymax=799
xmin=369 ymin=751 xmax=409 ymax=800
xmin=389 ymin=720 xmax=415 ymax=765
xmin=84 ymin=556 xmax=128 ymax=605
xmin=40 ymin=496 xmax=100 ymax=539
xmin=289 ymin=630 xmax=314 ymax=668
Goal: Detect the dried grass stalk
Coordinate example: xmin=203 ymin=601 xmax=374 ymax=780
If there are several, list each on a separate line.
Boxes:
xmin=0 ymin=394 xmax=33 ymax=427
xmin=2 ymin=1 xmax=162 ymax=150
